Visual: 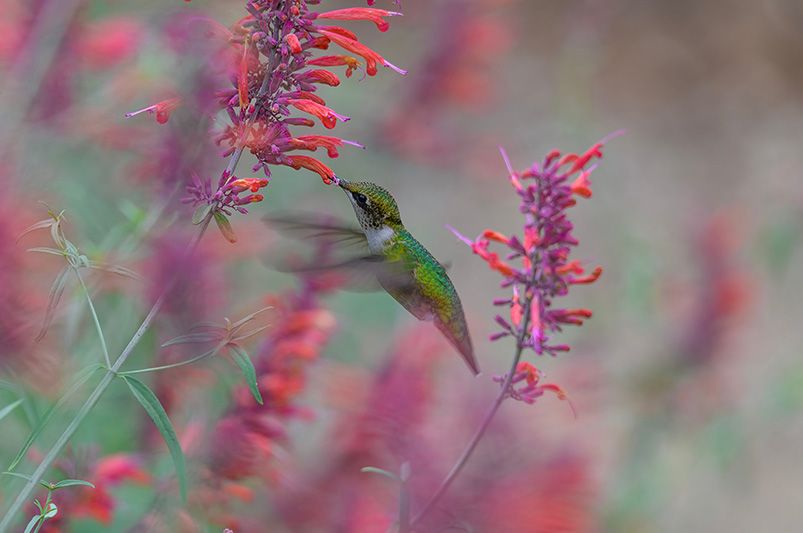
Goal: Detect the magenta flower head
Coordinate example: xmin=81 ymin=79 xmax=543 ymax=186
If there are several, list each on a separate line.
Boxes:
xmin=451 ymin=137 xmax=614 ymax=406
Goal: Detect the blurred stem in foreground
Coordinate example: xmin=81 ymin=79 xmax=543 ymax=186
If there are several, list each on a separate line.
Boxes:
xmin=0 ymin=213 xmax=213 ymax=532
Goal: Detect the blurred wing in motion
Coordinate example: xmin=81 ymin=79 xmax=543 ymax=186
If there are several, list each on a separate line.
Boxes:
xmin=262 ymin=213 xmax=412 ymax=292
xmin=263 ymin=213 xmax=369 ymax=251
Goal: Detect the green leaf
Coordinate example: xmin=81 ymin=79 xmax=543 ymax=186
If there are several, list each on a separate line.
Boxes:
xmin=161 ymin=332 xmax=222 ymax=347
xmin=43 ymin=502 xmax=57 ymax=519
xmin=88 ymin=262 xmax=143 ymax=281
xmin=0 ymin=399 xmax=23 ymax=423
xmin=118 ymin=348 xmax=217 ymax=376
xmin=16 ymin=219 xmax=54 ymax=243
xmin=192 ymin=204 xmax=212 ymax=225
xmin=121 ymin=376 xmax=187 ymax=501
xmin=25 ymin=247 xmax=64 ymax=257
xmin=213 ymin=211 xmax=237 ymax=243
xmin=228 ymin=344 xmax=263 ymax=405
xmin=229 ymin=306 xmax=272 ymax=330
xmin=53 ymin=479 xmax=95 ymax=490
xmin=36 ymin=266 xmax=71 ymax=342
xmin=1 ymin=471 xmax=33 ymax=482
xmin=23 ymin=514 xmax=40 ymax=533
xmin=7 ymin=365 xmax=99 ymax=472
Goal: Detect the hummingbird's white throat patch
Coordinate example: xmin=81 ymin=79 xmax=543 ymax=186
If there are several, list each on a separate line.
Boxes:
xmin=364 ymin=225 xmax=395 ymax=253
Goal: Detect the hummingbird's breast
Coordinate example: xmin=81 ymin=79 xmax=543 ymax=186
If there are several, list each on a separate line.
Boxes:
xmin=363 ymin=225 xmax=396 ymax=254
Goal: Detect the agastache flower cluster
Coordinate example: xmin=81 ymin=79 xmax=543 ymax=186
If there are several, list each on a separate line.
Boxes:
xmin=451 ymin=140 xmax=609 ymax=405
xmin=214 ymin=2 xmax=404 ymax=183
xmin=131 ymin=2 xmax=405 ymax=241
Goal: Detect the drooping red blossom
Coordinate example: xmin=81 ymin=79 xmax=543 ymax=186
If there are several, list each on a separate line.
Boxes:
xmin=315 ymin=8 xmax=403 ymax=33
xmin=307 ymin=55 xmax=362 ymax=77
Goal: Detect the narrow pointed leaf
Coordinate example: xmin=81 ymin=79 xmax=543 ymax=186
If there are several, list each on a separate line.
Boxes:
xmin=192 ymin=204 xmax=212 ymax=225
xmin=230 ymin=306 xmax=272 ymax=330
xmin=360 ymin=466 xmax=400 ymax=481
xmin=53 ymin=479 xmax=95 ymax=490
xmin=0 ymin=399 xmax=23 ymax=423
xmin=232 ymin=324 xmax=270 ymax=343
xmin=1 ymin=471 xmax=33 ymax=482
xmin=25 ymin=247 xmax=64 ymax=257
xmin=161 ymin=332 xmax=221 ymax=347
xmin=36 ymin=266 xmax=71 ymax=342
xmin=43 ymin=502 xmax=57 ymax=518
xmin=88 ymin=262 xmax=143 ymax=281
xmin=119 ymin=348 xmax=217 ymax=375
xmin=50 ymin=219 xmax=65 ymax=249
xmin=121 ymin=376 xmax=187 ymax=501
xmin=214 ymin=211 xmax=237 ymax=243
xmin=16 ymin=219 xmax=54 ymax=243
xmin=228 ymin=345 xmax=263 ymax=405
xmin=23 ymin=515 xmax=40 ymax=533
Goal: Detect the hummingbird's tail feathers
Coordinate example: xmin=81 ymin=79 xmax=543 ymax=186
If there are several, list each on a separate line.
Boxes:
xmin=435 ymin=318 xmax=480 ymax=375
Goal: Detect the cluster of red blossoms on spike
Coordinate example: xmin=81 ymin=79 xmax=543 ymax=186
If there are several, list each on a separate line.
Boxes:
xmin=214 ymin=2 xmax=404 ymax=183
xmin=184 ymin=172 xmax=269 ymax=216
xmin=128 ymin=1 xmax=404 ymax=230
xmin=451 ymin=138 xmax=611 ymax=403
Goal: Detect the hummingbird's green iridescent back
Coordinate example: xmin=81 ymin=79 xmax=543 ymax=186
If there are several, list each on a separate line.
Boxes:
xmin=338 ymin=178 xmax=478 ymax=374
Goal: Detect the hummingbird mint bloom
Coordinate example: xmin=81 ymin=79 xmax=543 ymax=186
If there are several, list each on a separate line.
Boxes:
xmin=451 ymin=139 xmax=609 ymax=403
xmin=128 ymin=0 xmax=405 ymax=241
xmin=212 ymin=0 xmax=404 ymax=182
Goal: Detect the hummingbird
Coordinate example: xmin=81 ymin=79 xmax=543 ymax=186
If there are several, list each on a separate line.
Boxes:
xmin=265 ymin=178 xmax=479 ymax=375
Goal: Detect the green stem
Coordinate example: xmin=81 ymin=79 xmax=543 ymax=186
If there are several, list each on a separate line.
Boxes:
xmin=74 ymin=271 xmax=111 ymax=369
xmin=0 ymin=215 xmax=212 ymax=532
xmin=117 ymin=348 xmax=218 ymax=376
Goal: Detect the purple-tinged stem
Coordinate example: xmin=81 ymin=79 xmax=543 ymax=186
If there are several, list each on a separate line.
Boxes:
xmin=410 ymin=274 xmax=536 ymax=527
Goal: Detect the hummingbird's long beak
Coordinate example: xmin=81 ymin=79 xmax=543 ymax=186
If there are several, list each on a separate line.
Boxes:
xmin=334 ymin=175 xmax=349 ymax=188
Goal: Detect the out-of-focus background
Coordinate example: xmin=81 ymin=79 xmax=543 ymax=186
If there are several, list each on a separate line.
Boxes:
xmin=1 ymin=0 xmax=802 ymax=531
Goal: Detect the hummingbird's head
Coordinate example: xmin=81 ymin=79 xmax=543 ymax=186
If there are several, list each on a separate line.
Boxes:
xmin=337 ymin=178 xmax=402 ymax=231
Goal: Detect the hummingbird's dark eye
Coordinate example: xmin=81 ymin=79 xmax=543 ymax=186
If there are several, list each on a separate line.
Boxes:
xmin=352 ymin=192 xmax=368 ymax=206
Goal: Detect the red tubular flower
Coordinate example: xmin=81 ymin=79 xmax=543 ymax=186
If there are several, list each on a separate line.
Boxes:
xmin=291 ymin=135 xmax=364 ymax=158
xmin=229 ymin=178 xmax=269 ymax=193
xmin=570 ymin=171 xmax=593 ymax=198
xmin=315 ymin=8 xmax=402 ymax=33
xmin=285 ymin=33 xmax=303 ymax=54
xmin=283 ymin=155 xmax=336 ymax=183
xmin=318 ymin=29 xmax=406 ymax=76
xmin=287 ymin=98 xmax=349 ymax=129
xmin=297 ymin=69 xmax=341 ymax=87
xmin=307 ymin=55 xmax=362 ymax=77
